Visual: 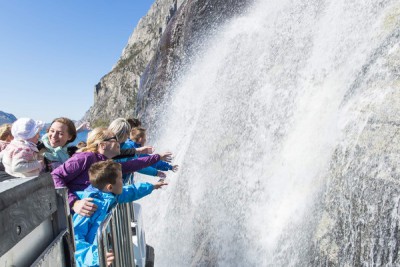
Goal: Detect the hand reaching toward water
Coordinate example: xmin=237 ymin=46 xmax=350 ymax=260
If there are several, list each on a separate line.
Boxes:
xmin=136 ymin=146 xmax=154 ymax=154
xmin=152 ymin=180 xmax=168 ymax=189
xmin=157 ymin=171 xmax=166 ymax=178
xmin=172 ymin=165 xmax=179 ymax=172
xmin=159 ymin=152 xmax=173 ymax=162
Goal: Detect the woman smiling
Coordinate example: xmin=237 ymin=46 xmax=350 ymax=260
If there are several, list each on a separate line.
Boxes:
xmin=39 ymin=117 xmax=79 ymax=171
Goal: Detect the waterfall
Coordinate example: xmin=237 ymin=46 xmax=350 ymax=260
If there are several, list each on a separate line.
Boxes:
xmin=136 ymin=0 xmax=400 ymax=265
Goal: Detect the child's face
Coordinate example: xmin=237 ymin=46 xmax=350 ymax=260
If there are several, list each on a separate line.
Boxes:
xmin=111 ymin=171 xmax=123 ymax=195
xmin=138 ymin=135 xmax=147 ymax=146
xmin=5 ymin=134 xmax=13 ymax=142
xmin=28 ymin=132 xmax=40 ymax=144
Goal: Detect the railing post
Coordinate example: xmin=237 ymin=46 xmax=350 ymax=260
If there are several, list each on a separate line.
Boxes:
xmin=55 ymin=187 xmax=76 ymax=267
xmin=97 ymin=203 xmax=136 ymax=267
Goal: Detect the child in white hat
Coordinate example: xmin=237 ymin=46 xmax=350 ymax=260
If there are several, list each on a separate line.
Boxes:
xmin=0 ymin=118 xmax=45 ymax=178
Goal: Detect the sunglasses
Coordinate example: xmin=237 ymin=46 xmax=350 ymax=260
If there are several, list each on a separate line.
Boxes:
xmin=103 ymin=135 xmax=119 ymax=142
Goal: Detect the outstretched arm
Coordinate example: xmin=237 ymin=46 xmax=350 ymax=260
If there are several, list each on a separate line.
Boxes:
xmin=120 ymin=154 xmax=161 ymax=174
xmin=117 ymin=180 xmax=168 ymax=203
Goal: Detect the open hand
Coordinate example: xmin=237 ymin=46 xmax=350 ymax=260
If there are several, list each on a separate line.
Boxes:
xmin=159 ymin=152 xmax=173 ymax=162
xmin=152 ymin=180 xmax=168 ymax=189
xmin=172 ymin=165 xmax=179 ymax=172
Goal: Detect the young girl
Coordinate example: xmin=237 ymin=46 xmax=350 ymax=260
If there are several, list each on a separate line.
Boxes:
xmin=130 ymin=127 xmax=179 ymax=172
xmin=0 ymin=118 xmax=44 ymax=178
xmin=0 ymin=123 xmax=13 ymax=152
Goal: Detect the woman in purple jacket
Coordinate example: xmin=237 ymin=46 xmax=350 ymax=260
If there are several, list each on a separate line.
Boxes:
xmin=52 ymin=127 xmax=171 ymax=216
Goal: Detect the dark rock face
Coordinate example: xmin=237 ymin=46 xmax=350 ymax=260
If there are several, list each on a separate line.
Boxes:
xmin=136 ymin=0 xmax=254 ymax=126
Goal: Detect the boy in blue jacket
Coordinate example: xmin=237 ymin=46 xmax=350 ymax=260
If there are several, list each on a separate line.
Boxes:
xmin=73 ymin=160 xmax=167 ymax=267
xmin=130 ymin=127 xmax=179 ymax=172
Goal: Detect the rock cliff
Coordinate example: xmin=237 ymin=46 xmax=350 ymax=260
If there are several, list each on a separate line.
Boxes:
xmin=84 ymin=0 xmax=185 ymax=126
xmin=84 ymin=0 xmax=253 ymax=126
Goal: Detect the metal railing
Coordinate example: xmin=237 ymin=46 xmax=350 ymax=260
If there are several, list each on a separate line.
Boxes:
xmin=97 ymin=202 xmax=140 ymax=267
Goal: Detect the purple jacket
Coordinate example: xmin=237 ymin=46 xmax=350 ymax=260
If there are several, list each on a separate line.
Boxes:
xmin=51 ymin=151 xmax=160 ymax=208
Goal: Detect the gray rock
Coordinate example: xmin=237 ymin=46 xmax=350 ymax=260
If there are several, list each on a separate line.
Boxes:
xmin=83 ymin=0 xmax=184 ymax=126
xmin=84 ymin=0 xmax=253 ymax=127
xmin=0 ymin=111 xmax=17 ymax=125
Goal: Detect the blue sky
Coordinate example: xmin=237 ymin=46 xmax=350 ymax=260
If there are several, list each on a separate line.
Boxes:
xmin=0 ymin=0 xmax=153 ymax=122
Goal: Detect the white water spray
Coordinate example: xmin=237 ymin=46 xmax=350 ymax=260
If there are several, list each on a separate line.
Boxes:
xmin=136 ymin=0 xmax=400 ymax=265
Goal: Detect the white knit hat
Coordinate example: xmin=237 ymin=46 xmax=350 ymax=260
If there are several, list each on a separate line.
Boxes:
xmin=12 ymin=118 xmax=45 ymax=140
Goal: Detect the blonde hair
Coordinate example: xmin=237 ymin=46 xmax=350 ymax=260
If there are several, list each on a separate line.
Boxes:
xmin=130 ymin=127 xmax=146 ymax=142
xmin=0 ymin=124 xmax=12 ymax=141
xmin=79 ymin=127 xmax=115 ymax=153
xmin=108 ymin=118 xmax=131 ymax=143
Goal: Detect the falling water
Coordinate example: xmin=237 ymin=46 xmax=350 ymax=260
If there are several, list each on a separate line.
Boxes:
xmin=136 ymin=0 xmax=400 ymax=266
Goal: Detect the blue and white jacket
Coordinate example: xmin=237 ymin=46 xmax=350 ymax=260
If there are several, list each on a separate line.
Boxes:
xmin=73 ymin=183 xmax=153 ymax=267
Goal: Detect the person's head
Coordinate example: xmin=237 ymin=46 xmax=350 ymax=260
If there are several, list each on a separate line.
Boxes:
xmin=89 ymin=160 xmax=123 ymax=194
xmin=108 ymin=118 xmax=131 ymax=144
xmin=47 ymin=117 xmax=77 ymax=148
xmin=0 ymin=124 xmax=13 ymax=142
xmin=12 ymin=118 xmax=44 ymax=143
xmin=76 ymin=141 xmax=87 ymax=149
xmin=80 ymin=127 xmax=120 ymax=158
xmin=126 ymin=118 xmax=142 ymax=129
xmin=130 ymin=127 xmax=147 ymax=145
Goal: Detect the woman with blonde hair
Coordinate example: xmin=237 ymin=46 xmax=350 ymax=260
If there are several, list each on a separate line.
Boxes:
xmin=108 ymin=118 xmax=131 ymax=144
xmin=52 ymin=127 xmax=171 ymax=216
xmin=109 ymin=118 xmax=167 ymax=183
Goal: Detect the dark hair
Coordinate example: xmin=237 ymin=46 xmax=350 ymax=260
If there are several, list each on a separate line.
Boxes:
xmin=89 ymin=160 xmax=122 ymax=190
xmin=48 ymin=117 xmax=77 ymax=145
xmin=67 ymin=146 xmax=78 ymax=157
xmin=76 ymin=141 xmax=87 ymax=149
xmin=130 ymin=127 xmax=146 ymax=142
xmin=126 ymin=118 xmax=142 ymax=129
